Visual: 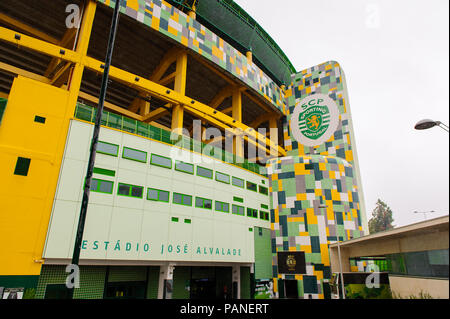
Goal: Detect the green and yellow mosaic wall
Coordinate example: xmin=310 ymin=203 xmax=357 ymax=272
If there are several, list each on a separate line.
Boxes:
xmin=269 ymin=61 xmax=367 ymax=299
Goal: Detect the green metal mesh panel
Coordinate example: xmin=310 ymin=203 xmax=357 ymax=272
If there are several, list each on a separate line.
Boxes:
xmin=73 ymin=103 xmax=266 ymax=175
xmin=194 ymin=0 xmax=295 ymax=86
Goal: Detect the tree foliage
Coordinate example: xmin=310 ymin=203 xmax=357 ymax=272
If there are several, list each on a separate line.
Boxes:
xmin=368 ymin=199 xmax=395 ymax=234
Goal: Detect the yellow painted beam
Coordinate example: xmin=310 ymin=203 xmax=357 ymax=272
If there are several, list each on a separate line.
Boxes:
xmin=83 ymin=56 xmax=286 ymax=156
xmin=209 ymin=85 xmax=234 ymax=109
xmin=232 ymin=87 xmax=243 ymax=158
xmin=78 ymin=91 xmax=144 ymax=121
xmin=172 ymin=50 xmax=188 ymax=133
xmin=0 ymin=13 xmax=60 ymax=45
xmin=142 ymin=105 xmax=171 ymax=123
xmin=0 ymin=61 xmax=50 ymax=83
xmin=0 ymin=26 xmax=80 ymax=64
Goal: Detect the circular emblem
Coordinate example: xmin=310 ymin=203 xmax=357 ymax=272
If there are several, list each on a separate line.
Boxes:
xmin=286 ymin=255 xmax=297 ymax=271
xmin=290 ymin=94 xmax=340 ymax=147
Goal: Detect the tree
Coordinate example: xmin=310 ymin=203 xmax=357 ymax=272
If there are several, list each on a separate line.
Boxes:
xmin=368 ymin=199 xmax=395 ymax=234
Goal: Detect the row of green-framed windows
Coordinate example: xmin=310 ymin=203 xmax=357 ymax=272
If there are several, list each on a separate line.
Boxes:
xmin=91 ymin=178 xmax=114 ymax=194
xmin=123 ymin=147 xmax=147 ymax=163
xmin=173 ymin=193 xmax=192 ymax=206
xmin=259 ymin=211 xmax=270 ymax=221
xmin=150 ymin=154 xmax=172 ymax=168
xmin=232 ymin=204 xmax=245 ymax=216
xmin=175 ymin=161 xmax=194 ymax=174
xmin=97 ymin=141 xmax=119 ymax=157
xmin=195 ymin=197 xmax=213 ymax=210
xmin=247 ymin=208 xmax=258 ymax=218
xmin=197 ymin=166 xmax=213 ymax=179
xmin=259 ymin=185 xmax=269 ymax=196
xmin=117 ymin=183 xmax=144 ymax=198
xmin=246 ymin=181 xmax=257 ymax=192
xmin=232 ymin=176 xmax=245 ymax=188
xmin=216 ymin=171 xmax=230 ymax=184
xmin=147 ymin=188 xmax=169 ymax=202
xmin=215 ymin=201 xmax=230 ymax=213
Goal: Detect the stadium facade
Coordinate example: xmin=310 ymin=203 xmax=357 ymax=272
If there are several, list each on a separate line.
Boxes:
xmin=0 ymin=0 xmax=368 ymax=299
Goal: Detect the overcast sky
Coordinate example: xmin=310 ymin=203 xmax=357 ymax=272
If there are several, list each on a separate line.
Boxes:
xmin=234 ymin=0 xmax=449 ymax=227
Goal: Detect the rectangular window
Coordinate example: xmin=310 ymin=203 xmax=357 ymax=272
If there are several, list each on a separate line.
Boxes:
xmin=175 ymin=161 xmax=194 ymax=174
xmin=215 ymin=172 xmax=230 ymax=184
xmin=97 ymin=141 xmax=119 ymax=157
xmin=197 ymin=166 xmax=213 ymax=179
xmin=122 ymin=147 xmax=147 ymax=163
xmin=91 ymin=178 xmax=114 ymax=194
xmin=232 ymin=176 xmax=244 ymax=188
xmin=261 ymin=204 xmax=269 ymax=210
xmin=173 ymin=193 xmax=192 ymax=206
xmin=246 ymin=181 xmax=257 ymax=192
xmin=259 ymin=185 xmax=269 ymax=195
xmin=232 ymin=204 xmax=245 ymax=216
xmin=34 ymin=115 xmax=46 ymax=124
xmin=14 ymin=157 xmax=31 ymax=176
xmin=93 ymin=167 xmax=116 ymax=177
xmin=215 ymin=201 xmax=230 ymax=213
xmin=147 ymin=188 xmax=169 ymax=202
xmin=117 ymin=183 xmax=143 ymax=198
xmin=247 ymin=208 xmax=258 ymax=218
xmin=260 ymin=211 xmax=270 ymax=221
xmin=150 ymin=154 xmax=172 ymax=169
xmin=195 ymin=197 xmax=212 ymax=210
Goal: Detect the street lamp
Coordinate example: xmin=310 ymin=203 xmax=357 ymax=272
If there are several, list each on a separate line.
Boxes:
xmin=319 ymin=201 xmax=345 ymax=299
xmin=413 ymin=210 xmax=435 ymax=221
xmin=414 ymin=119 xmax=449 ymax=132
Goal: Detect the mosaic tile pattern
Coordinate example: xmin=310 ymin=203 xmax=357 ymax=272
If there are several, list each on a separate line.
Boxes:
xmin=267 ymin=155 xmax=364 ymax=299
xmin=96 ymin=0 xmax=286 ymax=113
xmin=268 ymin=61 xmax=367 ymax=299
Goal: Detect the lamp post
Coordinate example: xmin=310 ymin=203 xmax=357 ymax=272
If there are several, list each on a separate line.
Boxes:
xmin=413 ymin=210 xmax=435 ymax=221
xmin=68 ymin=0 xmax=122 ymax=299
xmin=414 ymin=119 xmax=449 ymax=132
xmin=319 ymin=201 xmax=345 ymax=299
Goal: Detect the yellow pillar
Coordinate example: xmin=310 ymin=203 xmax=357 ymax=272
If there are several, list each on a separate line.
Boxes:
xmin=37 ymin=0 xmax=97 ymax=261
xmin=171 ymin=51 xmax=188 ymax=134
xmin=246 ymin=50 xmax=252 ymax=65
xmin=232 ymin=87 xmax=244 ymax=158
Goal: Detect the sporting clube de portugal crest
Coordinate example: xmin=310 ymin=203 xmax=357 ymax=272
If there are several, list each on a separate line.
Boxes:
xmin=290 ymin=93 xmax=340 ymax=147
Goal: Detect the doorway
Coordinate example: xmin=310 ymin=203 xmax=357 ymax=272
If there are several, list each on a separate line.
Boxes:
xmin=284 ymin=280 xmax=298 ymax=299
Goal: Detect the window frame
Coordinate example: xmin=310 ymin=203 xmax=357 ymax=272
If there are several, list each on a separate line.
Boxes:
xmin=175 ymin=160 xmax=195 ymax=175
xmin=215 ymin=171 xmax=230 ymax=184
xmin=150 ymin=153 xmax=172 ymax=169
xmin=117 ymin=182 xmax=144 ymax=198
xmin=173 ymin=192 xmax=193 ymax=206
xmin=196 ymin=166 xmax=213 ymax=179
xmin=247 ymin=207 xmax=258 ymax=219
xmin=97 ymin=141 xmax=119 ymax=157
xmin=91 ymin=178 xmax=114 ymax=194
xmin=259 ymin=210 xmax=270 ymax=221
xmin=246 ymin=181 xmax=258 ymax=192
xmin=232 ymin=204 xmax=245 ymax=216
xmin=147 ymin=188 xmax=170 ymax=202
xmin=215 ymin=201 xmax=230 ymax=213
xmin=195 ymin=197 xmax=213 ymax=210
xmin=122 ymin=146 xmax=148 ymax=163
xmin=232 ymin=176 xmax=245 ymax=188
xmin=259 ymin=185 xmax=269 ymax=196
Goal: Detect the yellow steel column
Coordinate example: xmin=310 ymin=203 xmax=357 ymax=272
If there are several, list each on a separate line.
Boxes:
xmin=35 ymin=0 xmax=97 ymax=261
xmin=232 ymin=87 xmax=244 ymax=158
xmin=171 ymin=50 xmax=188 ymax=134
